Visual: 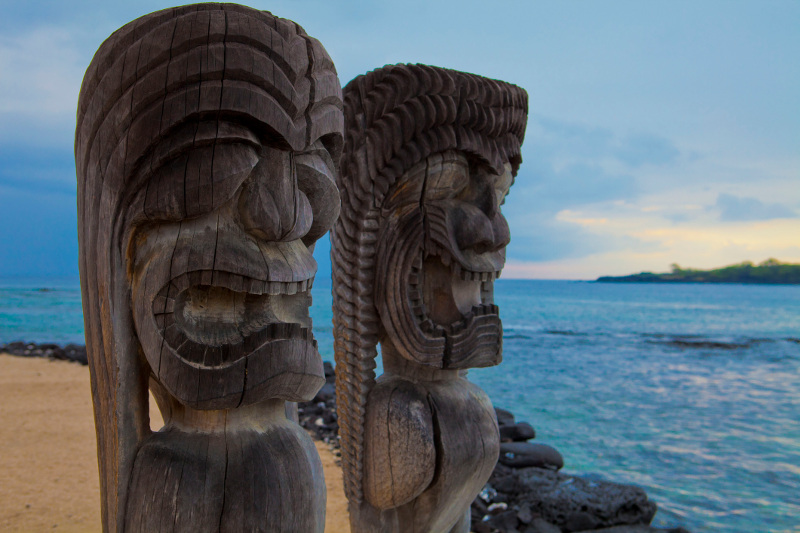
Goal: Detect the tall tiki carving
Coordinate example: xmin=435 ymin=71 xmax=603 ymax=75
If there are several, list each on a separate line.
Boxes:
xmin=332 ymin=64 xmax=528 ymax=532
xmin=75 ymin=4 xmax=342 ymax=532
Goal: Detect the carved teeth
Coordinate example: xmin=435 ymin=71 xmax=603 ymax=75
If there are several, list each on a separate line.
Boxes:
xmin=159 ymin=271 xmax=316 ymax=299
xmin=247 ymin=278 xmax=264 ymax=295
xmin=456 ymin=269 xmax=497 ymax=282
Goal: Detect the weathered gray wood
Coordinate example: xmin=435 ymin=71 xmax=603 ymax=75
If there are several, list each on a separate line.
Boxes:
xmin=332 ymin=64 xmax=528 ymax=533
xmin=76 ymin=4 xmax=342 ymax=531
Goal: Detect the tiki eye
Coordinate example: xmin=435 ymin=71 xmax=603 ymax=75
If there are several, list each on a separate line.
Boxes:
xmin=423 ymin=154 xmax=470 ymax=201
xmin=144 ymin=144 xmax=259 ymax=221
xmin=295 ymin=143 xmax=340 ymax=245
xmin=494 ymin=163 xmax=514 ymax=209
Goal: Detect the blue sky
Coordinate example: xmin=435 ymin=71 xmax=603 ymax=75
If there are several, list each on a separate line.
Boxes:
xmin=1 ymin=0 xmax=798 ymax=279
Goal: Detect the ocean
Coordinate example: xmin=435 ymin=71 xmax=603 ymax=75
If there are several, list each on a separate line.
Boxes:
xmin=1 ymin=278 xmax=798 ymax=533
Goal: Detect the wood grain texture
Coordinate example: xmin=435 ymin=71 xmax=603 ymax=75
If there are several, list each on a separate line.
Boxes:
xmin=332 ymin=63 xmax=528 ymax=532
xmin=76 ymin=4 xmax=342 ymax=531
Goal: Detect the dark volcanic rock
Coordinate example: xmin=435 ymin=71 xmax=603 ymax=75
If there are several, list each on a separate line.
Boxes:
xmin=514 ymin=467 xmax=657 ymax=531
xmin=63 ymin=344 xmax=88 ymax=365
xmin=495 ymin=407 xmax=516 ymax=427
xmin=323 ymin=361 xmax=335 ymax=382
xmin=500 ymin=421 xmax=536 ymax=442
xmin=313 ymin=382 xmax=336 ymax=403
xmin=1 ymin=341 xmax=88 ymax=365
xmin=523 ymin=518 xmax=561 ymax=533
xmin=564 ymin=511 xmax=600 ymax=531
xmin=499 ymin=442 xmax=564 ymax=470
xmin=578 ymin=526 xmax=689 ymax=533
xmin=297 ymin=365 xmax=341 ymax=446
xmin=487 ymin=509 xmax=520 ymax=531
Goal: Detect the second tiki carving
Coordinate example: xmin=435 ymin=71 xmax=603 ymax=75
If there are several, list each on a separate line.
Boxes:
xmin=332 ymin=64 xmax=528 ymax=532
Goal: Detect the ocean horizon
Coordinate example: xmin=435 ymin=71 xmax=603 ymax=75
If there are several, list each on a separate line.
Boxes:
xmin=1 ymin=277 xmax=798 ymax=533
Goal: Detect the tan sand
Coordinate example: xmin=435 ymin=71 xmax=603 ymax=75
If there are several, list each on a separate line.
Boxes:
xmin=0 ymin=353 xmax=349 ymax=532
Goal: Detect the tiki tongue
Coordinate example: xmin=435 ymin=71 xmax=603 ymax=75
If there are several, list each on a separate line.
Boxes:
xmin=451 ymin=276 xmax=482 ymax=314
xmin=176 ymin=286 xmax=248 ymax=346
xmin=174 ymin=285 xmax=312 ymax=346
xmin=421 ymin=257 xmax=481 ymax=326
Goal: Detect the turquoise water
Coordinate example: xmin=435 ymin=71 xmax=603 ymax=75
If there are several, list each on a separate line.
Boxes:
xmin=1 ymin=278 xmax=798 ymax=532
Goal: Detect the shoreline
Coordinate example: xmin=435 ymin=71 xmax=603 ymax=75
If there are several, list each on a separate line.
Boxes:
xmin=0 ymin=351 xmax=349 ymax=533
xmin=1 ymin=345 xmax=689 ymax=533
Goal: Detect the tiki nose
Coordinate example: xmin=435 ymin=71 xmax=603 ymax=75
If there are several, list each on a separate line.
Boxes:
xmin=238 ymin=154 xmax=313 ymax=242
xmin=453 ymin=177 xmax=510 ymax=254
xmin=453 ymin=206 xmax=510 ymax=255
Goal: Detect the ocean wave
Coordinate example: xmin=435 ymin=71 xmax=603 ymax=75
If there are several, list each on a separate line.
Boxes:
xmin=543 ymin=329 xmax=589 ymax=336
xmin=643 ymin=335 xmax=779 ymax=350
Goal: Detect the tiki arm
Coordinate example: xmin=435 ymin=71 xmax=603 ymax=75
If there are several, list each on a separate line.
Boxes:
xmin=362 ymin=378 xmax=436 ymax=509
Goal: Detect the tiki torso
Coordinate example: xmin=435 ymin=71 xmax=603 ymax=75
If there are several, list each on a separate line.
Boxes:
xmin=124 ymin=399 xmax=325 ymax=533
xmin=353 ymin=353 xmax=500 ymax=533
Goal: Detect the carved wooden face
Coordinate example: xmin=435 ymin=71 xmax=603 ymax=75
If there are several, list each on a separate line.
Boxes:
xmin=376 ymin=151 xmax=512 ymax=369
xmin=129 ymin=120 xmax=339 ymax=409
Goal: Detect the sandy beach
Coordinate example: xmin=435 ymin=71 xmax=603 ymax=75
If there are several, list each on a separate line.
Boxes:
xmin=0 ymin=353 xmax=349 ymax=532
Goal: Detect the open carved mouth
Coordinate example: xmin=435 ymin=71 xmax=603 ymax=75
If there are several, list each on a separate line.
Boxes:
xmin=411 ymin=242 xmax=500 ymax=336
xmin=152 ymin=270 xmax=315 ymax=366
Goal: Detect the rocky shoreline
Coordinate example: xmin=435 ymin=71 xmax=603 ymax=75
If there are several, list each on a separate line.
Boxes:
xmin=3 ymin=343 xmax=690 ymax=533
xmin=1 ymin=341 xmax=88 ymax=365
xmin=298 ymin=362 xmax=689 ymax=533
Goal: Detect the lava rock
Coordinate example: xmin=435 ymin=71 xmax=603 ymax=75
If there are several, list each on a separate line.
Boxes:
xmin=514 ymin=467 xmax=657 ymax=531
xmin=516 ymin=504 xmax=533 ymax=525
xmin=487 ymin=509 xmax=519 ymax=531
xmin=500 ymin=422 xmax=536 ymax=442
xmin=495 ymin=407 xmax=516 ymax=427
xmin=473 ymin=522 xmax=494 ymax=533
xmin=493 ymin=474 xmax=520 ymax=494
xmin=3 ymin=341 xmax=26 ymax=354
xmin=313 ymin=382 xmax=336 ymax=403
xmin=63 ymin=344 xmax=88 ymax=364
xmin=577 ymin=526 xmax=689 ymax=533
xmin=1 ymin=341 xmax=88 ymax=365
xmin=499 ymin=442 xmax=564 ymax=470
xmin=523 ymin=518 xmax=561 ymax=533
xmin=565 ymin=511 xmax=600 ymax=532
xmin=323 ymin=361 xmax=335 ymax=382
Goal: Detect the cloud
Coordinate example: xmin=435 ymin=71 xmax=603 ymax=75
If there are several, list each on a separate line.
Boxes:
xmin=0 ymin=27 xmax=87 ymax=147
xmin=715 ymin=193 xmax=797 ymax=222
xmin=503 ymin=208 xmax=662 ymax=264
xmin=530 ymin=115 xmax=681 ymax=170
xmin=613 ymin=133 xmax=680 ymax=168
xmin=499 ymin=115 xmax=683 ymax=263
xmin=0 ymin=28 xmax=84 ymax=115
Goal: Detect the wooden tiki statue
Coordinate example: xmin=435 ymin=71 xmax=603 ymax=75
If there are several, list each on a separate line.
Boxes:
xmin=75 ymin=4 xmax=343 ymax=532
xmin=332 ymin=64 xmax=528 ymax=533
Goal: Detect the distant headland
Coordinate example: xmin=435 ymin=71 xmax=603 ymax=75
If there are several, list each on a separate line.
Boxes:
xmin=596 ymin=258 xmax=800 ymax=284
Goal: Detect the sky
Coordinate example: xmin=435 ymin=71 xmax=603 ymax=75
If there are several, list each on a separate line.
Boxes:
xmin=0 ymin=0 xmax=798 ymax=280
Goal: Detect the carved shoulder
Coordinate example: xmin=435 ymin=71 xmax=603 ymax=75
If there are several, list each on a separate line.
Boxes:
xmin=362 ymin=377 xmax=436 ymax=510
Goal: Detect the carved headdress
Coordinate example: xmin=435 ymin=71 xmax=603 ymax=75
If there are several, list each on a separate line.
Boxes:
xmin=75 ymin=4 xmax=342 ymax=529
xmin=332 ymin=64 xmax=527 ymax=502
